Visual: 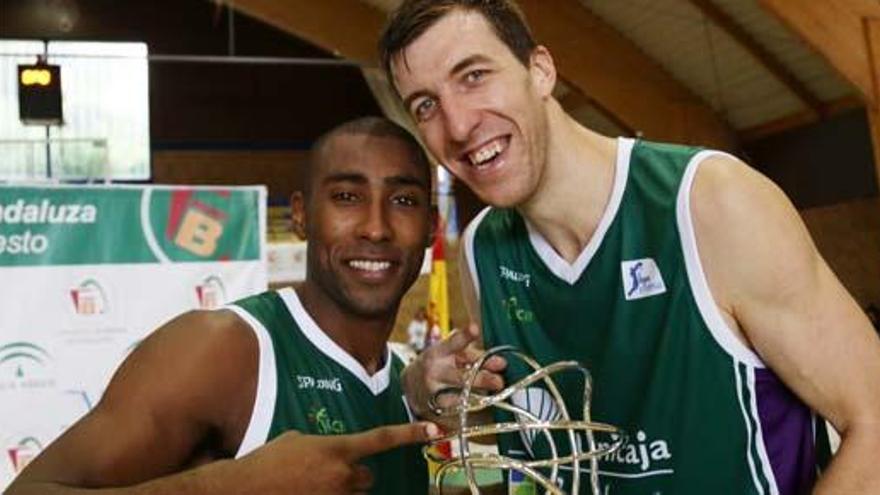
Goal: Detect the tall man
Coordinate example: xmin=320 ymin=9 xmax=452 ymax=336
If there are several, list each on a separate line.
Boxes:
xmin=379 ymin=1 xmax=880 ymax=493
xmin=7 ymin=117 xmax=437 ymax=495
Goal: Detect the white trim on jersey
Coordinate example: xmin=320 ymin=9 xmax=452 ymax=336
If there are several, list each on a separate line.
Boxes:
xmin=524 ymin=137 xmax=634 ymax=285
xmin=257 ymin=186 xmax=269 ymax=274
xmin=227 ymin=305 xmax=278 ymax=458
xmin=278 ymin=287 xmax=393 ymax=396
xmin=746 ymin=366 xmax=781 ymax=495
xmin=734 ymin=362 xmax=766 ymax=495
xmin=402 ymin=395 xmax=416 ymax=423
xmin=462 ymin=206 xmax=492 ymax=302
xmin=675 ymin=151 xmax=766 ymax=368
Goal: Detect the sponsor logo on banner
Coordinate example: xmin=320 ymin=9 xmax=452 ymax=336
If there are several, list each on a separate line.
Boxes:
xmin=69 ymin=279 xmax=109 ymax=315
xmin=195 ymin=275 xmax=226 ymax=309
xmin=6 ymin=437 xmax=43 ymax=475
xmin=145 ymin=187 xmax=262 ymax=262
xmin=166 ymin=190 xmax=228 ymax=258
xmin=0 ymin=342 xmax=55 ymax=390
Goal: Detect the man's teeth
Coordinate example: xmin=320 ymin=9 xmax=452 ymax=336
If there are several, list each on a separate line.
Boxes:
xmin=468 ymin=140 xmax=504 ymax=166
xmin=349 ymin=260 xmax=391 ymax=272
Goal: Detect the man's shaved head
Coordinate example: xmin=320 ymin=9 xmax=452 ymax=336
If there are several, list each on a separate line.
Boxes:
xmin=303 ymin=116 xmax=431 ymax=200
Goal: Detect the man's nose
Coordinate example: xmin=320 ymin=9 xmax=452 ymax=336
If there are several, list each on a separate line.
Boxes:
xmin=357 ymin=198 xmax=392 ymax=242
xmin=442 ymin=96 xmax=480 ymax=145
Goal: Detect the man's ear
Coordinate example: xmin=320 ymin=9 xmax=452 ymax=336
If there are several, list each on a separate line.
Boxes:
xmin=290 ymin=191 xmax=307 ymax=240
xmin=529 ymin=45 xmax=557 ymax=99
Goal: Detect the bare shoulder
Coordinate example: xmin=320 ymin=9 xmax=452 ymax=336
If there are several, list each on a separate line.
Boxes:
xmin=130 ymin=309 xmax=256 ymax=373
xmin=115 ymin=309 xmax=255 ymax=381
xmin=689 ymin=153 xmax=800 ymax=231
xmin=689 ymin=154 xmax=817 ymax=308
xmin=87 ymin=306 xmax=260 ymax=438
xmin=102 ymin=308 xmax=258 ymax=426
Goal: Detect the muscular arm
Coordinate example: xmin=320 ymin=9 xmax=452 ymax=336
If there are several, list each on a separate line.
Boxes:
xmin=692 ymin=156 xmax=880 ymax=494
xmin=6 ymin=310 xmax=259 ymax=494
xmin=8 ymin=308 xmax=438 ymax=495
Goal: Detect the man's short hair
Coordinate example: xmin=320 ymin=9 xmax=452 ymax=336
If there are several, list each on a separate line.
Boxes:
xmin=304 ymin=116 xmax=431 ymax=199
xmin=378 ymin=0 xmax=536 ymax=87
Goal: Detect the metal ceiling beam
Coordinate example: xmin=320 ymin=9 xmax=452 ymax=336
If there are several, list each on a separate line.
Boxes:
xmin=688 ymin=0 xmax=825 ymax=119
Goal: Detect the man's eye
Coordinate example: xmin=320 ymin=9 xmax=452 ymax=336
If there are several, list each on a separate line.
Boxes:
xmin=392 ymin=195 xmax=419 ymax=207
xmin=413 ymin=98 xmax=437 ymax=121
xmin=465 ymin=69 xmax=486 ymax=84
xmin=332 ymin=191 xmax=358 ymax=202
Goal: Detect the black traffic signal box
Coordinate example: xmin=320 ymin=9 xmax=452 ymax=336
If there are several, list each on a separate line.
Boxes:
xmin=18 ymin=64 xmax=63 ymax=125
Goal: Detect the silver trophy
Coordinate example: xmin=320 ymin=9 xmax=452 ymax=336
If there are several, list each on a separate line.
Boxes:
xmin=426 ymin=346 xmax=625 ymax=495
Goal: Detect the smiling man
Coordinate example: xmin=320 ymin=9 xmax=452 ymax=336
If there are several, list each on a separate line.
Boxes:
xmin=379 ymin=1 xmax=880 ymax=494
xmin=7 ymin=117 xmax=437 ymax=495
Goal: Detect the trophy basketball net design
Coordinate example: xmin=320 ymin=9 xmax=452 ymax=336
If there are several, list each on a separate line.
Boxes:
xmin=427 ymin=346 xmax=625 ymax=494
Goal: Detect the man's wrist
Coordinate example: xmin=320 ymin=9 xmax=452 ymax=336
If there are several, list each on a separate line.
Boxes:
xmin=400 ymin=364 xmax=430 ymax=419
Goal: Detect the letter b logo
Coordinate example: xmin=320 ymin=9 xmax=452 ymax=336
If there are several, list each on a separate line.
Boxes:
xmin=174 ymin=209 xmax=223 ymax=256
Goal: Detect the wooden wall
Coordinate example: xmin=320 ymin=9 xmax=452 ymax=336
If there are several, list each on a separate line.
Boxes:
xmin=801 ymin=197 xmax=880 ymax=308
xmin=152 ymin=149 xmax=307 ymax=202
xmin=745 ymin=108 xmax=877 ymax=209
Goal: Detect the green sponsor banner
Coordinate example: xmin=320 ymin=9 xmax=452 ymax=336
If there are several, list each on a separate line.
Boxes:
xmin=0 ymin=185 xmax=263 ymax=266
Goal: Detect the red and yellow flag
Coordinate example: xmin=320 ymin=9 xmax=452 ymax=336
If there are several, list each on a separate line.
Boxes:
xmin=426 ymin=216 xmax=454 ymax=481
xmin=428 ymin=215 xmax=450 ymax=340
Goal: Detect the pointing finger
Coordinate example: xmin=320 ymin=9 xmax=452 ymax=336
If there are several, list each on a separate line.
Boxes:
xmin=342 ymin=422 xmax=441 ymax=459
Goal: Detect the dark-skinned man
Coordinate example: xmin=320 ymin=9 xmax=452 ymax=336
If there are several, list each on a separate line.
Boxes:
xmin=7 ymin=116 xmax=438 ymax=495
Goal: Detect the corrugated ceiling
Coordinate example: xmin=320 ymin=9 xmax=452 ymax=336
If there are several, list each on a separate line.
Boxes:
xmin=580 ymin=0 xmax=853 ymax=130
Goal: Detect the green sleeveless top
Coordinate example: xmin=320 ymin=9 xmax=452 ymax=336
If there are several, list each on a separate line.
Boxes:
xmin=463 ymin=138 xmax=827 ymax=495
xmin=228 ymin=288 xmax=427 ymax=494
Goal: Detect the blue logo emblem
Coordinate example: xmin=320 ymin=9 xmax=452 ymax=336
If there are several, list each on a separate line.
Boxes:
xmin=621 ymin=258 xmax=667 ymax=301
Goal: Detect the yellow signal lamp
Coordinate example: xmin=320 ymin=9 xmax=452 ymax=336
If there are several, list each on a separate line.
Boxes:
xmin=18 ymin=63 xmax=63 ymax=125
xmin=20 ymin=68 xmax=53 ymax=87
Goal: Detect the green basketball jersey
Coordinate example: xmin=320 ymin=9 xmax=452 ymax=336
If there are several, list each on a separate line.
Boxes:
xmin=463 ymin=138 xmax=828 ymax=495
xmin=227 ymin=287 xmax=427 ymax=495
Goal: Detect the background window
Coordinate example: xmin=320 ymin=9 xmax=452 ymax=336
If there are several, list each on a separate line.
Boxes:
xmin=0 ymin=40 xmax=150 ymax=181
